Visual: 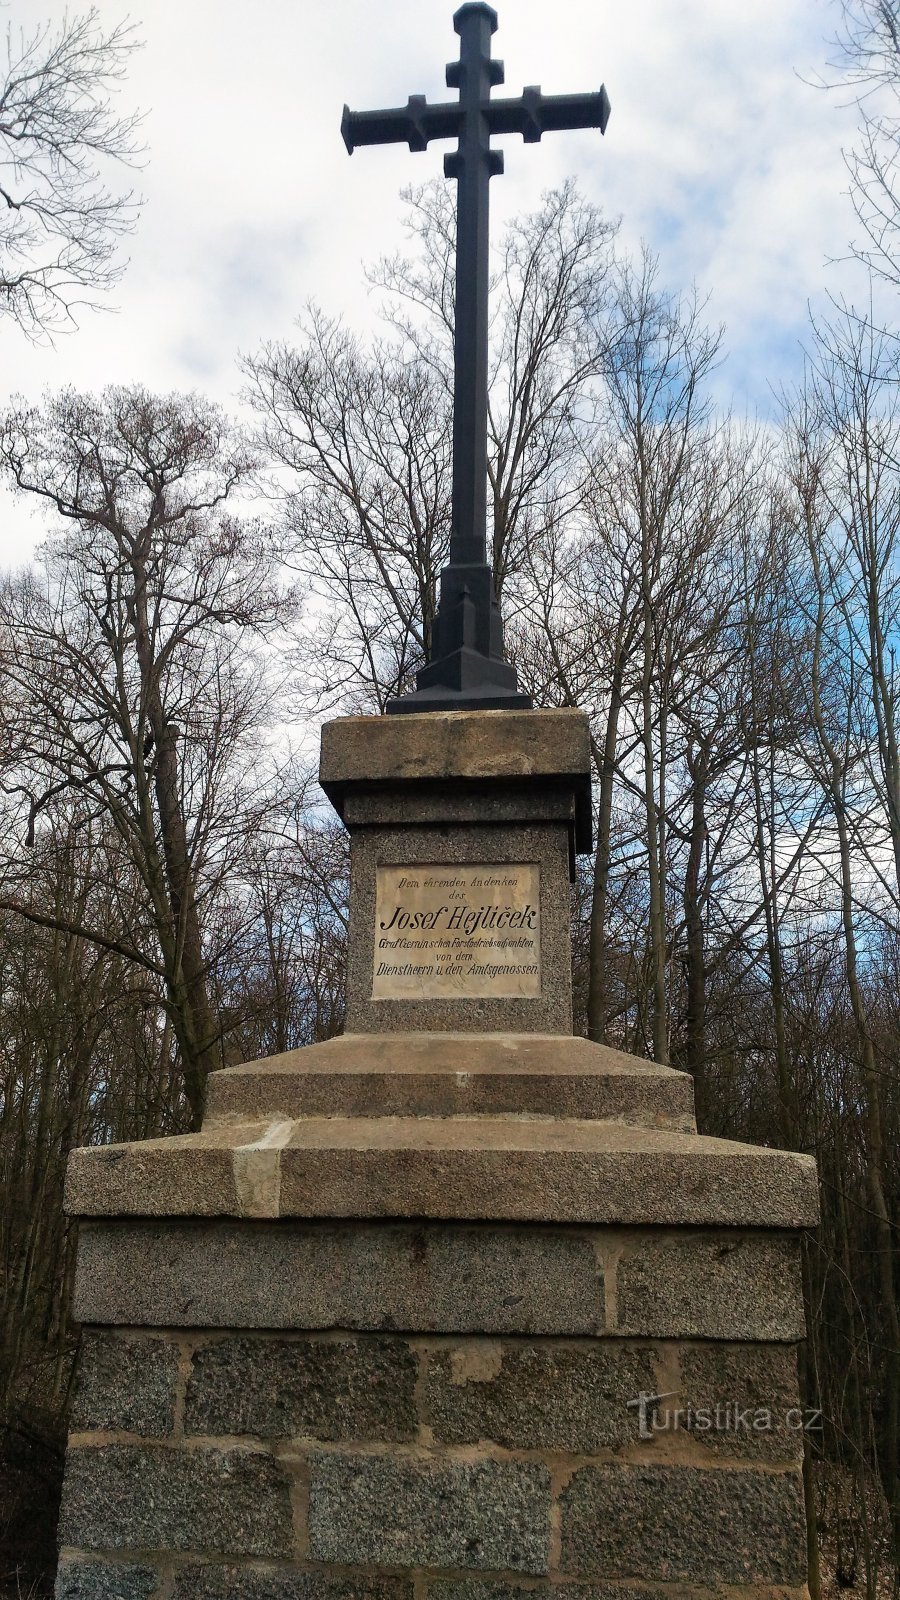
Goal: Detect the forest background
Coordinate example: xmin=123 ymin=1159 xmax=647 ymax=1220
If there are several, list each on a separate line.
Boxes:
xmin=2 ymin=2 xmax=900 ymax=1595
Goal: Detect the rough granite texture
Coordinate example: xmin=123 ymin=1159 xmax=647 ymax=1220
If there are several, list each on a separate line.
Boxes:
xmin=71 ymin=1219 xmax=807 ymax=1340
xmin=616 ymin=1229 xmax=805 ymax=1340
xmin=423 ymin=1589 xmax=727 ymax=1600
xmin=55 ymin=1562 xmax=159 ymax=1600
xmin=424 ymin=1587 xmax=809 ymax=1600
xmin=307 ymin=1452 xmax=551 ymax=1573
xmin=171 ymin=1572 xmax=414 ymax=1600
xmin=318 ymin=709 xmax=591 ymax=819
xmin=559 ymin=1464 xmax=808 ymax=1583
xmin=73 ymin=1218 xmax=606 ymax=1332
xmin=59 ymin=1445 xmax=293 ymax=1557
xmin=54 ymin=705 xmax=816 ymax=1597
xmin=675 ymin=1341 xmax=804 ymax=1462
xmin=345 ymin=823 xmax=574 ymax=1035
xmin=184 ymin=1335 xmax=417 ymax=1440
xmin=319 ymin=707 xmax=591 ymax=783
xmin=422 ymin=1341 xmax=657 ymax=1452
xmin=71 ymin=1331 xmax=179 ymax=1436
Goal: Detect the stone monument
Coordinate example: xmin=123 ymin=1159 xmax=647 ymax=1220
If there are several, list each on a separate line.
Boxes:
xmin=54 ymin=8 xmax=819 ymax=1597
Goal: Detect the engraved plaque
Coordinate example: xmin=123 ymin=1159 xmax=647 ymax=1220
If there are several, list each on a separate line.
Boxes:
xmin=373 ymin=863 xmax=541 ymax=999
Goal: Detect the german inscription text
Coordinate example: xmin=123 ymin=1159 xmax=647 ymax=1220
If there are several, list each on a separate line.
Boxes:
xmin=372 ymin=863 xmax=541 ymax=999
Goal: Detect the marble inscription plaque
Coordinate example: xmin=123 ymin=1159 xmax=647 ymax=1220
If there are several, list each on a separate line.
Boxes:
xmin=373 ymin=863 xmax=541 ymax=1000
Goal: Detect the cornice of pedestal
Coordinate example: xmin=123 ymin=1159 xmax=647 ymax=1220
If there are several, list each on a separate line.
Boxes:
xmin=320 ymin=707 xmax=594 ymax=854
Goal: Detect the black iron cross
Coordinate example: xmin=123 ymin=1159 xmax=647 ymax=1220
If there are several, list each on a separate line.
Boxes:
xmin=342 ymin=3 xmax=610 ymax=713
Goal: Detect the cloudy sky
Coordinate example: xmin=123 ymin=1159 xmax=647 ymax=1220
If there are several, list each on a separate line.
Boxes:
xmin=0 ymin=0 xmax=878 ymax=561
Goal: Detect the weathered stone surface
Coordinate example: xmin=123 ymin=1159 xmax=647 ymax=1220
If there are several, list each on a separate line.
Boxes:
xmin=204 ymin=1034 xmax=695 ymax=1133
xmin=308 ymin=1451 xmax=551 ymax=1573
xmin=74 ymin=1220 xmax=605 ymax=1333
xmin=58 ymin=1445 xmax=293 ymax=1558
xmin=673 ymin=1342 xmax=804 ymax=1461
xmin=424 ymin=1588 xmax=764 ymax=1600
xmin=341 ymin=784 xmax=576 ymax=829
xmin=425 ymin=1589 xmax=691 ymax=1600
xmin=55 ymin=1561 xmax=160 ymax=1599
xmin=71 ymin=1331 xmax=179 ymax=1437
xmin=426 ymin=1588 xmax=539 ymax=1600
xmin=66 ymin=1115 xmax=819 ymax=1229
xmin=426 ymin=1590 xmax=548 ymax=1600
xmin=273 ymin=1120 xmax=817 ymax=1228
xmin=559 ymin=1464 xmax=807 ymax=1582
xmin=185 ymin=1335 xmax=417 ymax=1440
xmin=345 ymin=823 xmax=574 ymax=1036
xmin=616 ymin=1231 xmax=806 ymax=1341
xmin=319 ymin=709 xmax=591 ymax=794
xmin=422 ymin=1341 xmax=655 ymax=1451
xmin=172 ymin=1569 xmax=413 ymax=1600
xmin=65 ymin=1133 xmax=244 ymax=1219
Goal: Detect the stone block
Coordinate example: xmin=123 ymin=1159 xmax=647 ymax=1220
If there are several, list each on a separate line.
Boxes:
xmin=559 ymin=1463 xmax=807 ymax=1583
xmin=319 ymin=708 xmax=591 ymax=794
xmin=674 ymin=1342 xmax=804 ymax=1461
xmin=71 ymin=1331 xmax=179 ymax=1437
xmin=616 ymin=1231 xmax=806 ymax=1340
xmin=204 ymin=1034 xmax=696 ymax=1133
xmin=307 ymin=1451 xmax=550 ymax=1573
xmin=184 ymin=1335 xmax=417 ymax=1440
xmin=58 ymin=1445 xmax=293 ymax=1558
xmin=171 ymin=1569 xmax=414 ymax=1600
xmin=65 ymin=1133 xmax=242 ymax=1218
xmin=425 ymin=1588 xmax=725 ymax=1600
xmin=344 ymin=823 xmax=574 ymax=1036
xmin=425 ymin=1589 xmax=674 ymax=1600
xmin=422 ymin=1341 xmax=655 ymax=1451
xmin=74 ymin=1220 xmax=605 ymax=1335
xmin=55 ymin=1561 xmax=160 ymax=1599
xmin=426 ymin=1589 xmax=550 ymax=1600
xmin=65 ymin=1115 xmax=819 ymax=1228
xmin=274 ymin=1121 xmax=818 ymax=1228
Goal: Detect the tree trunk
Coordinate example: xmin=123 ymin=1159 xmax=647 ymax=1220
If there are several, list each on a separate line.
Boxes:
xmin=131 ymin=541 xmax=218 ymax=1125
xmin=587 ymin=657 xmax=624 ymax=1043
xmin=682 ymin=741 xmax=707 ymax=1122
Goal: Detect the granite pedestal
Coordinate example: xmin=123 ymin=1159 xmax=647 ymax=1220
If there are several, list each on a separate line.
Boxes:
xmin=55 ymin=710 xmax=818 ymax=1600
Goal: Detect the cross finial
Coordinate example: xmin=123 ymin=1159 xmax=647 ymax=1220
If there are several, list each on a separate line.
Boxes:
xmin=454 ymin=3 xmax=498 ymax=34
xmin=342 ymin=8 xmax=610 ymax=713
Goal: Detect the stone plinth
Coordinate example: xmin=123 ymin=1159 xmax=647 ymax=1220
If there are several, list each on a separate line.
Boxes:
xmin=320 ymin=710 xmax=590 ymax=1034
xmin=55 ymin=710 xmax=818 ymax=1599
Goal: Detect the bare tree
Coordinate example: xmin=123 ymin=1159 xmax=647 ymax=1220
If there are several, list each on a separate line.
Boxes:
xmin=584 ymin=254 xmax=722 ymax=1064
xmin=0 ymin=8 xmax=143 ymax=339
xmin=0 ymin=387 xmax=287 ymax=1122
xmin=807 ymin=301 xmax=900 ymax=904
xmin=823 ymin=2 xmax=900 ymax=282
xmin=245 ymin=306 xmax=451 ymax=711
xmin=781 ymin=368 xmax=900 ymax=1560
xmin=244 ymin=182 xmax=617 ymax=712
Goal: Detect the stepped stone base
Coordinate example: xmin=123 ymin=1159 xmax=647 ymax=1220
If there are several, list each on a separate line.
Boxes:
xmin=57 ymin=1031 xmax=817 ymax=1599
xmin=56 ymin=713 xmax=817 ymax=1598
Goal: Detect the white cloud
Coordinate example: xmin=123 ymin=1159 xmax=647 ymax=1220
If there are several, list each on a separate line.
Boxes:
xmin=0 ymin=0 xmax=880 ymax=562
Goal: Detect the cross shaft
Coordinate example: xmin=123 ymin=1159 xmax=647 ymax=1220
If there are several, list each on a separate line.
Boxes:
xmin=342 ymin=3 xmax=610 ymax=713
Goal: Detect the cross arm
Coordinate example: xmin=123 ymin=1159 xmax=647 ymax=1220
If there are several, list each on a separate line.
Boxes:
xmin=486 ymin=85 xmax=611 ymax=143
xmin=342 ymin=97 xmax=462 ymax=155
